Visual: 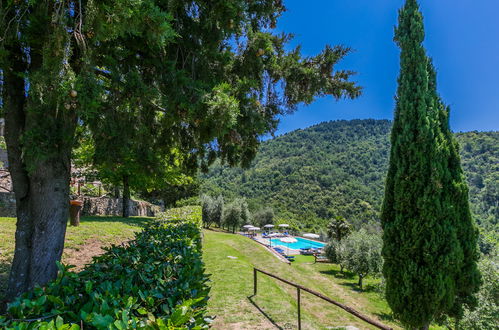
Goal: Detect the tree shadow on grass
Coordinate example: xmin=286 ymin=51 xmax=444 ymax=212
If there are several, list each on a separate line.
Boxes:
xmin=338 ymin=281 xmax=378 ymax=293
xmin=79 ymin=216 xmax=153 ymax=227
xmin=247 ymin=295 xmax=284 ymax=330
xmin=374 ymin=311 xmax=396 ymax=323
xmin=319 ymin=268 xmax=356 ymax=279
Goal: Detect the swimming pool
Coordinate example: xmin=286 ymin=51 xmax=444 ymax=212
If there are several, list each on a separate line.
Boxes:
xmin=270 ymin=237 xmax=326 ymax=250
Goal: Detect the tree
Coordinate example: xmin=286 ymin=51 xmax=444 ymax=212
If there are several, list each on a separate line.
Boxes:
xmin=211 ymin=195 xmax=225 ymax=228
xmin=74 ymin=128 xmax=190 ymax=218
xmin=340 ymin=229 xmax=382 ymax=290
xmin=1 ymin=0 xmax=360 ymax=299
xmin=201 ymin=194 xmax=224 ymax=229
xmin=253 ymin=207 xmax=275 ymax=228
xmin=223 ymin=200 xmax=242 ymax=233
xmin=327 ymin=216 xmax=351 ymax=242
xmin=324 ymin=241 xmax=346 ymax=272
xmin=201 ymin=195 xmax=215 ymax=228
xmin=380 ymin=1 xmax=481 ymax=328
xmin=459 ymin=258 xmax=498 ymax=329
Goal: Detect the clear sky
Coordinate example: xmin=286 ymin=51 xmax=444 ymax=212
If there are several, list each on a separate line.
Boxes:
xmin=274 ymin=0 xmax=499 ymax=135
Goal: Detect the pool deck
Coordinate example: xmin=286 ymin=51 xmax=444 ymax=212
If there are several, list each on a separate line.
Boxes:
xmin=254 ymin=236 xmax=325 ymax=256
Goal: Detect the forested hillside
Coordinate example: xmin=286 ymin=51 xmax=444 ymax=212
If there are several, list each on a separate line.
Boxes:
xmin=201 ymin=120 xmax=498 ymax=232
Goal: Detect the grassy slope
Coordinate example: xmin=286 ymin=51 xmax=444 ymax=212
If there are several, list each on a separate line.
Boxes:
xmin=203 ymin=229 xmax=401 ymax=330
xmin=0 ymin=216 xmax=151 ymax=302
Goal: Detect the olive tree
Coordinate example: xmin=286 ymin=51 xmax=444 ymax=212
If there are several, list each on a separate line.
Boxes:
xmin=253 ymin=207 xmax=275 ymax=228
xmin=341 ymin=229 xmax=382 ymax=290
xmin=201 ymin=194 xmax=224 ymax=228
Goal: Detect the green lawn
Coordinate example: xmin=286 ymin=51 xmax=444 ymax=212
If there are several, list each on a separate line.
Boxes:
xmin=0 ymin=216 xmax=151 ymax=303
xmin=203 ymin=229 xmax=400 ymax=330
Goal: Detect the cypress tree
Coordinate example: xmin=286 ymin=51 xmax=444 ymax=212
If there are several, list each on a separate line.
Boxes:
xmin=381 ymin=1 xmax=481 ymax=329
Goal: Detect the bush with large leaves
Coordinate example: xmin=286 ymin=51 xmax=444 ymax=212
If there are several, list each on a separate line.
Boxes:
xmin=0 ymin=218 xmax=210 ymax=329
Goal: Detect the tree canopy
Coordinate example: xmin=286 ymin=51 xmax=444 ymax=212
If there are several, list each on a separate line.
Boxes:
xmin=200 ymin=119 xmax=498 ymax=235
xmin=381 ymin=0 xmax=480 ymax=328
xmin=0 ymin=0 xmax=360 ymax=298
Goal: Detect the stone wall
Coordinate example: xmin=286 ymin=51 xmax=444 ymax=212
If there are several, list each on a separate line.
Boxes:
xmin=0 ymin=192 xmax=16 ymax=217
xmin=81 ymin=196 xmax=162 ymax=217
xmin=0 ymin=192 xmax=162 ymax=218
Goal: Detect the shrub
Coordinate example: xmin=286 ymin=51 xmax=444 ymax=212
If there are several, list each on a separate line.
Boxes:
xmin=157 ymin=206 xmax=202 ymax=227
xmin=0 ymin=217 xmax=210 ymax=329
xmin=459 ymin=258 xmax=498 ymax=329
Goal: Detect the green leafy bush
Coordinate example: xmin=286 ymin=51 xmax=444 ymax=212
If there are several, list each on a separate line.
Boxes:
xmin=157 ymin=206 xmax=202 ymax=227
xmin=0 ymin=218 xmax=210 ymax=329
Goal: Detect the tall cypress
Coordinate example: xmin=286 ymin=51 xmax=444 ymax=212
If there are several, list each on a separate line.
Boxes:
xmin=381 ymin=1 xmax=481 ymax=329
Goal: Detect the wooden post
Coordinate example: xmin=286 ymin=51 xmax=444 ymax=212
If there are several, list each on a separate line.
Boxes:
xmin=297 ymin=287 xmax=301 ymax=330
xmin=254 ymin=268 xmax=257 ymax=296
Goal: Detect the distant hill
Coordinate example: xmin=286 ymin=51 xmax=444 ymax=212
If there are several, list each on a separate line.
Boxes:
xmin=200 ymin=119 xmax=498 ymax=233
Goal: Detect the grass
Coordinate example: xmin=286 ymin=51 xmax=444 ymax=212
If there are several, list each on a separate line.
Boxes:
xmin=0 ymin=216 xmax=152 ymax=303
xmin=203 ymin=229 xmax=401 ymax=330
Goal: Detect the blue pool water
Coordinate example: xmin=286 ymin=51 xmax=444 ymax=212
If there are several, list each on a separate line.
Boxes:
xmin=270 ymin=237 xmax=325 ymax=250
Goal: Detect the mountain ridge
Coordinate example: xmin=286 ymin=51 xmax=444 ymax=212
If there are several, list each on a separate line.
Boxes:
xmin=201 ymin=119 xmax=498 ymax=233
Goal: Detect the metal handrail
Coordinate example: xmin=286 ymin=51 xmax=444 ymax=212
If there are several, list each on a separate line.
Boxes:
xmin=253 ymin=267 xmax=392 ymax=330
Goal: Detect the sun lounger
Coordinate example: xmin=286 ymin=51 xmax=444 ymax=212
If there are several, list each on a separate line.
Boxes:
xmin=314 ymin=255 xmax=329 ymax=263
xmin=300 ymin=249 xmax=315 ymax=255
xmin=274 ymin=247 xmax=285 ymax=254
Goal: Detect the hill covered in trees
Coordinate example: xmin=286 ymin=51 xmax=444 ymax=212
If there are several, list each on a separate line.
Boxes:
xmin=200 ymin=119 xmax=498 ymax=233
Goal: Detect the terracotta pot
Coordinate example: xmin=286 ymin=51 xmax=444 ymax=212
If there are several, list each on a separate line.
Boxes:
xmin=69 ymin=200 xmax=83 ymax=226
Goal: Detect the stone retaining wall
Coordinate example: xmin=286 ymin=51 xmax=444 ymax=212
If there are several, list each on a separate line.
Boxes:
xmin=81 ymin=196 xmax=162 ymax=217
xmin=0 ymin=192 xmax=162 ymax=218
xmin=0 ymin=192 xmax=16 ymax=217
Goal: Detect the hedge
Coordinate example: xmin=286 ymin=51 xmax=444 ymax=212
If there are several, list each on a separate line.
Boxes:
xmin=0 ymin=217 xmax=210 ymax=329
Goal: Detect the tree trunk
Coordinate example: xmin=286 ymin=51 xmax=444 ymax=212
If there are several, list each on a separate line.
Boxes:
xmin=7 ymin=162 xmax=70 ymax=299
xmin=4 ymin=77 xmax=72 ymax=299
xmin=4 ymin=40 xmax=75 ymax=300
xmin=122 ymin=175 xmax=130 ymax=218
xmin=358 ymin=275 xmax=363 ymax=290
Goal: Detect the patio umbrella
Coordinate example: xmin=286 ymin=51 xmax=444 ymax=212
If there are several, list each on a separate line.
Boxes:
xmin=242 ymin=224 xmax=253 ymax=232
xmin=303 ymin=233 xmax=320 ymax=239
xmin=263 ymin=224 xmax=274 ymax=231
xmin=278 ymin=224 xmax=289 ymax=228
xmin=280 ymin=237 xmax=297 ymax=255
xmin=263 ymin=224 xmax=274 ymax=235
xmin=248 ymin=227 xmax=260 ymax=231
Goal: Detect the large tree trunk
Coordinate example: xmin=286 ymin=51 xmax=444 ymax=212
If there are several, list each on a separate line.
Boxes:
xmin=122 ymin=175 xmax=130 ymax=218
xmin=4 ymin=40 xmax=75 ymax=300
xmin=6 ymin=162 xmax=70 ymax=299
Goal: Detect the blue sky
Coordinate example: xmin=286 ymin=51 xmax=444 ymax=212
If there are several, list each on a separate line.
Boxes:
xmin=274 ymin=0 xmax=499 ymax=135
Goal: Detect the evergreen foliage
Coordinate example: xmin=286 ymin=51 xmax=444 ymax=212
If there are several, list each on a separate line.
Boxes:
xmin=0 ymin=0 xmax=361 ymax=297
xmin=380 ymin=1 xmax=481 ymax=328
xmin=201 ymin=119 xmax=498 ymax=235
